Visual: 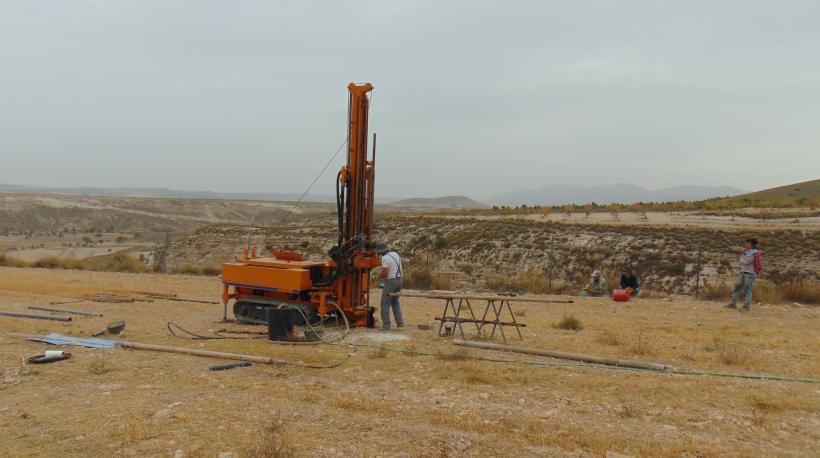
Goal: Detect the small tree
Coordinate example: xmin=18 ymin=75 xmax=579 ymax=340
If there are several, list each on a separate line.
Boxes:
xmin=584 ymin=204 xmax=593 ymax=219
xmin=539 ymin=206 xmax=552 ymax=219
xmin=610 ymin=204 xmax=622 ymax=220
xmin=563 ymin=205 xmax=573 ymax=218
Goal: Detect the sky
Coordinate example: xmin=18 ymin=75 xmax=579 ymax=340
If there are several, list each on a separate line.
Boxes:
xmin=1 ymin=0 xmax=819 ymax=200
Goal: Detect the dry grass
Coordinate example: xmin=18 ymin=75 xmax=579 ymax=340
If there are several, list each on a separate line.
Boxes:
xmin=435 ymin=348 xmax=473 ymax=361
xmin=368 ymin=346 xmax=388 ymax=359
xmin=554 ymin=314 xmax=583 ymax=331
xmin=0 ymin=267 xmax=819 ymax=456
xmin=0 ymin=253 xmax=28 ymax=268
xmin=86 ymin=355 xmax=112 ymax=375
xmin=708 ymin=338 xmax=753 ymax=366
xmin=484 ymin=272 xmax=572 ymax=295
xmin=0 ymin=253 xmax=147 ymax=273
xmin=701 ymin=279 xmax=820 ymax=305
xmin=595 ymin=331 xmax=624 ymax=346
xmin=243 ymin=414 xmax=296 ymax=458
xmin=402 ymin=266 xmax=452 ymax=290
xmin=629 ymin=332 xmax=655 ymax=356
xmin=178 ymin=263 xmax=222 ymax=276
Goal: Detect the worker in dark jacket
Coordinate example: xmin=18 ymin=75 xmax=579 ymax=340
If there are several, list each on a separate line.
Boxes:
xmin=619 ymin=267 xmax=640 ymax=297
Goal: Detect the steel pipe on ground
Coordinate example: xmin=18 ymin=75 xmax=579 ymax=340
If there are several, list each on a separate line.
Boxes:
xmin=28 ymin=305 xmax=102 ymax=317
xmin=115 ymin=341 xmax=286 ymax=365
xmin=0 ymin=311 xmax=72 ymax=322
xmin=453 ymin=339 xmax=666 ymax=371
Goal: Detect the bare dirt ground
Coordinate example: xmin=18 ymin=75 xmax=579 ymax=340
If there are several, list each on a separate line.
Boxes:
xmin=1 ymin=267 xmax=818 ymax=457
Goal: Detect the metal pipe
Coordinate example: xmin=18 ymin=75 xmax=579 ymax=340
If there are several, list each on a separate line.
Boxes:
xmin=0 ymin=311 xmax=72 ymax=322
xmin=452 ymin=339 xmax=666 ymax=371
xmin=28 ymin=305 xmax=102 ymax=317
xmin=116 ymin=341 xmax=286 ymax=365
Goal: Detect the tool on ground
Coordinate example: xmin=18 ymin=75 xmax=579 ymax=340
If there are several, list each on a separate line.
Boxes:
xmin=221 ymin=83 xmax=382 ymax=336
xmin=28 ymin=305 xmax=102 ymax=317
xmin=0 ymin=310 xmax=72 ymax=322
xmin=17 ymin=332 xmax=116 ymax=349
xmin=27 ymin=351 xmax=72 ymax=364
xmin=453 ymin=339 xmax=667 ymax=371
xmin=16 ymin=332 xmax=349 ymax=368
xmin=92 ymin=320 xmax=126 ymax=337
xmin=209 ymin=361 xmax=252 ymax=371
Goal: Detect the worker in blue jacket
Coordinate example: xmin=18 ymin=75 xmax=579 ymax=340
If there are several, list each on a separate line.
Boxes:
xmin=619 ymin=267 xmax=639 ymax=297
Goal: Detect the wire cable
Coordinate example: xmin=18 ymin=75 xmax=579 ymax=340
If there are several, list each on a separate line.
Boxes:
xmin=347 ymin=343 xmax=820 ymax=384
xmin=280 ymin=138 xmax=348 ymax=223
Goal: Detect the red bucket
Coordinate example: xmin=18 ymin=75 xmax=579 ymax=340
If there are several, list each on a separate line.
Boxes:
xmin=612 ymin=289 xmax=631 ymax=302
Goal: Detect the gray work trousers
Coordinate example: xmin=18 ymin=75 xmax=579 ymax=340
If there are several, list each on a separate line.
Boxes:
xmin=730 ymin=272 xmax=756 ymax=309
xmin=380 ymin=277 xmax=404 ymax=329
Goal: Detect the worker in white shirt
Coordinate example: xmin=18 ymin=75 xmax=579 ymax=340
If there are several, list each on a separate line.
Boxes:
xmin=378 ymin=244 xmax=405 ymax=330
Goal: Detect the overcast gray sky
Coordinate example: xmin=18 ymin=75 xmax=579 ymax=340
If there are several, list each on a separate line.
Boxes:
xmin=2 ymin=1 xmax=819 ymax=199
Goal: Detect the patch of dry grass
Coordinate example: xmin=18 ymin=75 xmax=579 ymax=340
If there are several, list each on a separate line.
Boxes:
xmin=629 ymin=332 xmax=655 ymax=356
xmin=86 ymin=356 xmax=112 ymax=375
xmin=595 ymin=331 xmax=624 ymax=346
xmin=435 ymin=348 xmax=473 ymax=361
xmin=701 ymin=280 xmax=820 ymax=305
xmin=708 ymin=338 xmax=753 ymax=366
xmin=403 ymin=266 xmax=452 ymax=290
xmin=554 ymin=314 xmax=583 ymax=331
xmin=484 ymin=272 xmax=572 ymax=295
xmin=243 ymin=414 xmax=296 ymax=458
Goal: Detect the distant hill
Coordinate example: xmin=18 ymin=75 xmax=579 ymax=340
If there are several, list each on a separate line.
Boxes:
xmin=732 ymin=178 xmax=820 ymax=201
xmin=387 ymin=195 xmax=488 ymax=209
xmin=490 ymin=183 xmax=743 ymax=206
xmin=0 ymin=184 xmax=409 ymax=204
xmin=0 ymin=184 xmax=338 ymax=203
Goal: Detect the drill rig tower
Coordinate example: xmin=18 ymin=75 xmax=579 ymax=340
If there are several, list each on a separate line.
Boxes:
xmin=221 ymin=83 xmax=381 ymax=328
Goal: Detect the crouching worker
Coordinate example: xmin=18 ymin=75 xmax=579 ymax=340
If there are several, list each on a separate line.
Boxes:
xmin=580 ymin=270 xmax=608 ymax=297
xmin=378 ymin=244 xmax=405 ymax=330
xmin=620 ymin=267 xmax=640 ymax=297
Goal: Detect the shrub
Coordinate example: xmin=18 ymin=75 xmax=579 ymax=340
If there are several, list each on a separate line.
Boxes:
xmin=433 ymin=237 xmax=448 ymax=250
xmin=402 ymin=266 xmax=451 ymax=290
xmin=484 ymin=272 xmax=571 ymax=295
xmin=243 ymin=413 xmax=296 ymax=458
xmin=0 ymin=253 xmax=29 ymax=268
xmin=554 ymin=314 xmax=583 ymax=331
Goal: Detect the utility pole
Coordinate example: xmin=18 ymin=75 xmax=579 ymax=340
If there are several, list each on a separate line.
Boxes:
xmin=548 ymin=231 xmax=555 ymax=291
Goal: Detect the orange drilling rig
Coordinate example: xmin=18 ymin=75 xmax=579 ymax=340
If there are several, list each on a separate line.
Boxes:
xmin=221 ymin=82 xmax=381 ymax=331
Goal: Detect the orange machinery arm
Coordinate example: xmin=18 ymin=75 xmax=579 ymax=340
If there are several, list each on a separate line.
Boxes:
xmin=331 ymin=83 xmax=381 ymax=322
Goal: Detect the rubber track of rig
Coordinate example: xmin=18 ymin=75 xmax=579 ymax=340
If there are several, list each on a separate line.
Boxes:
xmin=232 ymin=297 xmax=317 ymax=325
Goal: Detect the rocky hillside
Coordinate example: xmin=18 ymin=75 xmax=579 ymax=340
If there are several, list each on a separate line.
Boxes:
xmin=173 ymin=216 xmax=819 ymax=295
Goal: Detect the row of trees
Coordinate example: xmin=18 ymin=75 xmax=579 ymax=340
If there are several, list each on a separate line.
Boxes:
xmin=432 ymin=196 xmax=820 ymax=217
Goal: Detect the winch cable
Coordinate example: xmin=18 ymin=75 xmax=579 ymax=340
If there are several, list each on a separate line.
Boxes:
xmin=280 ymin=137 xmax=348 ymax=223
